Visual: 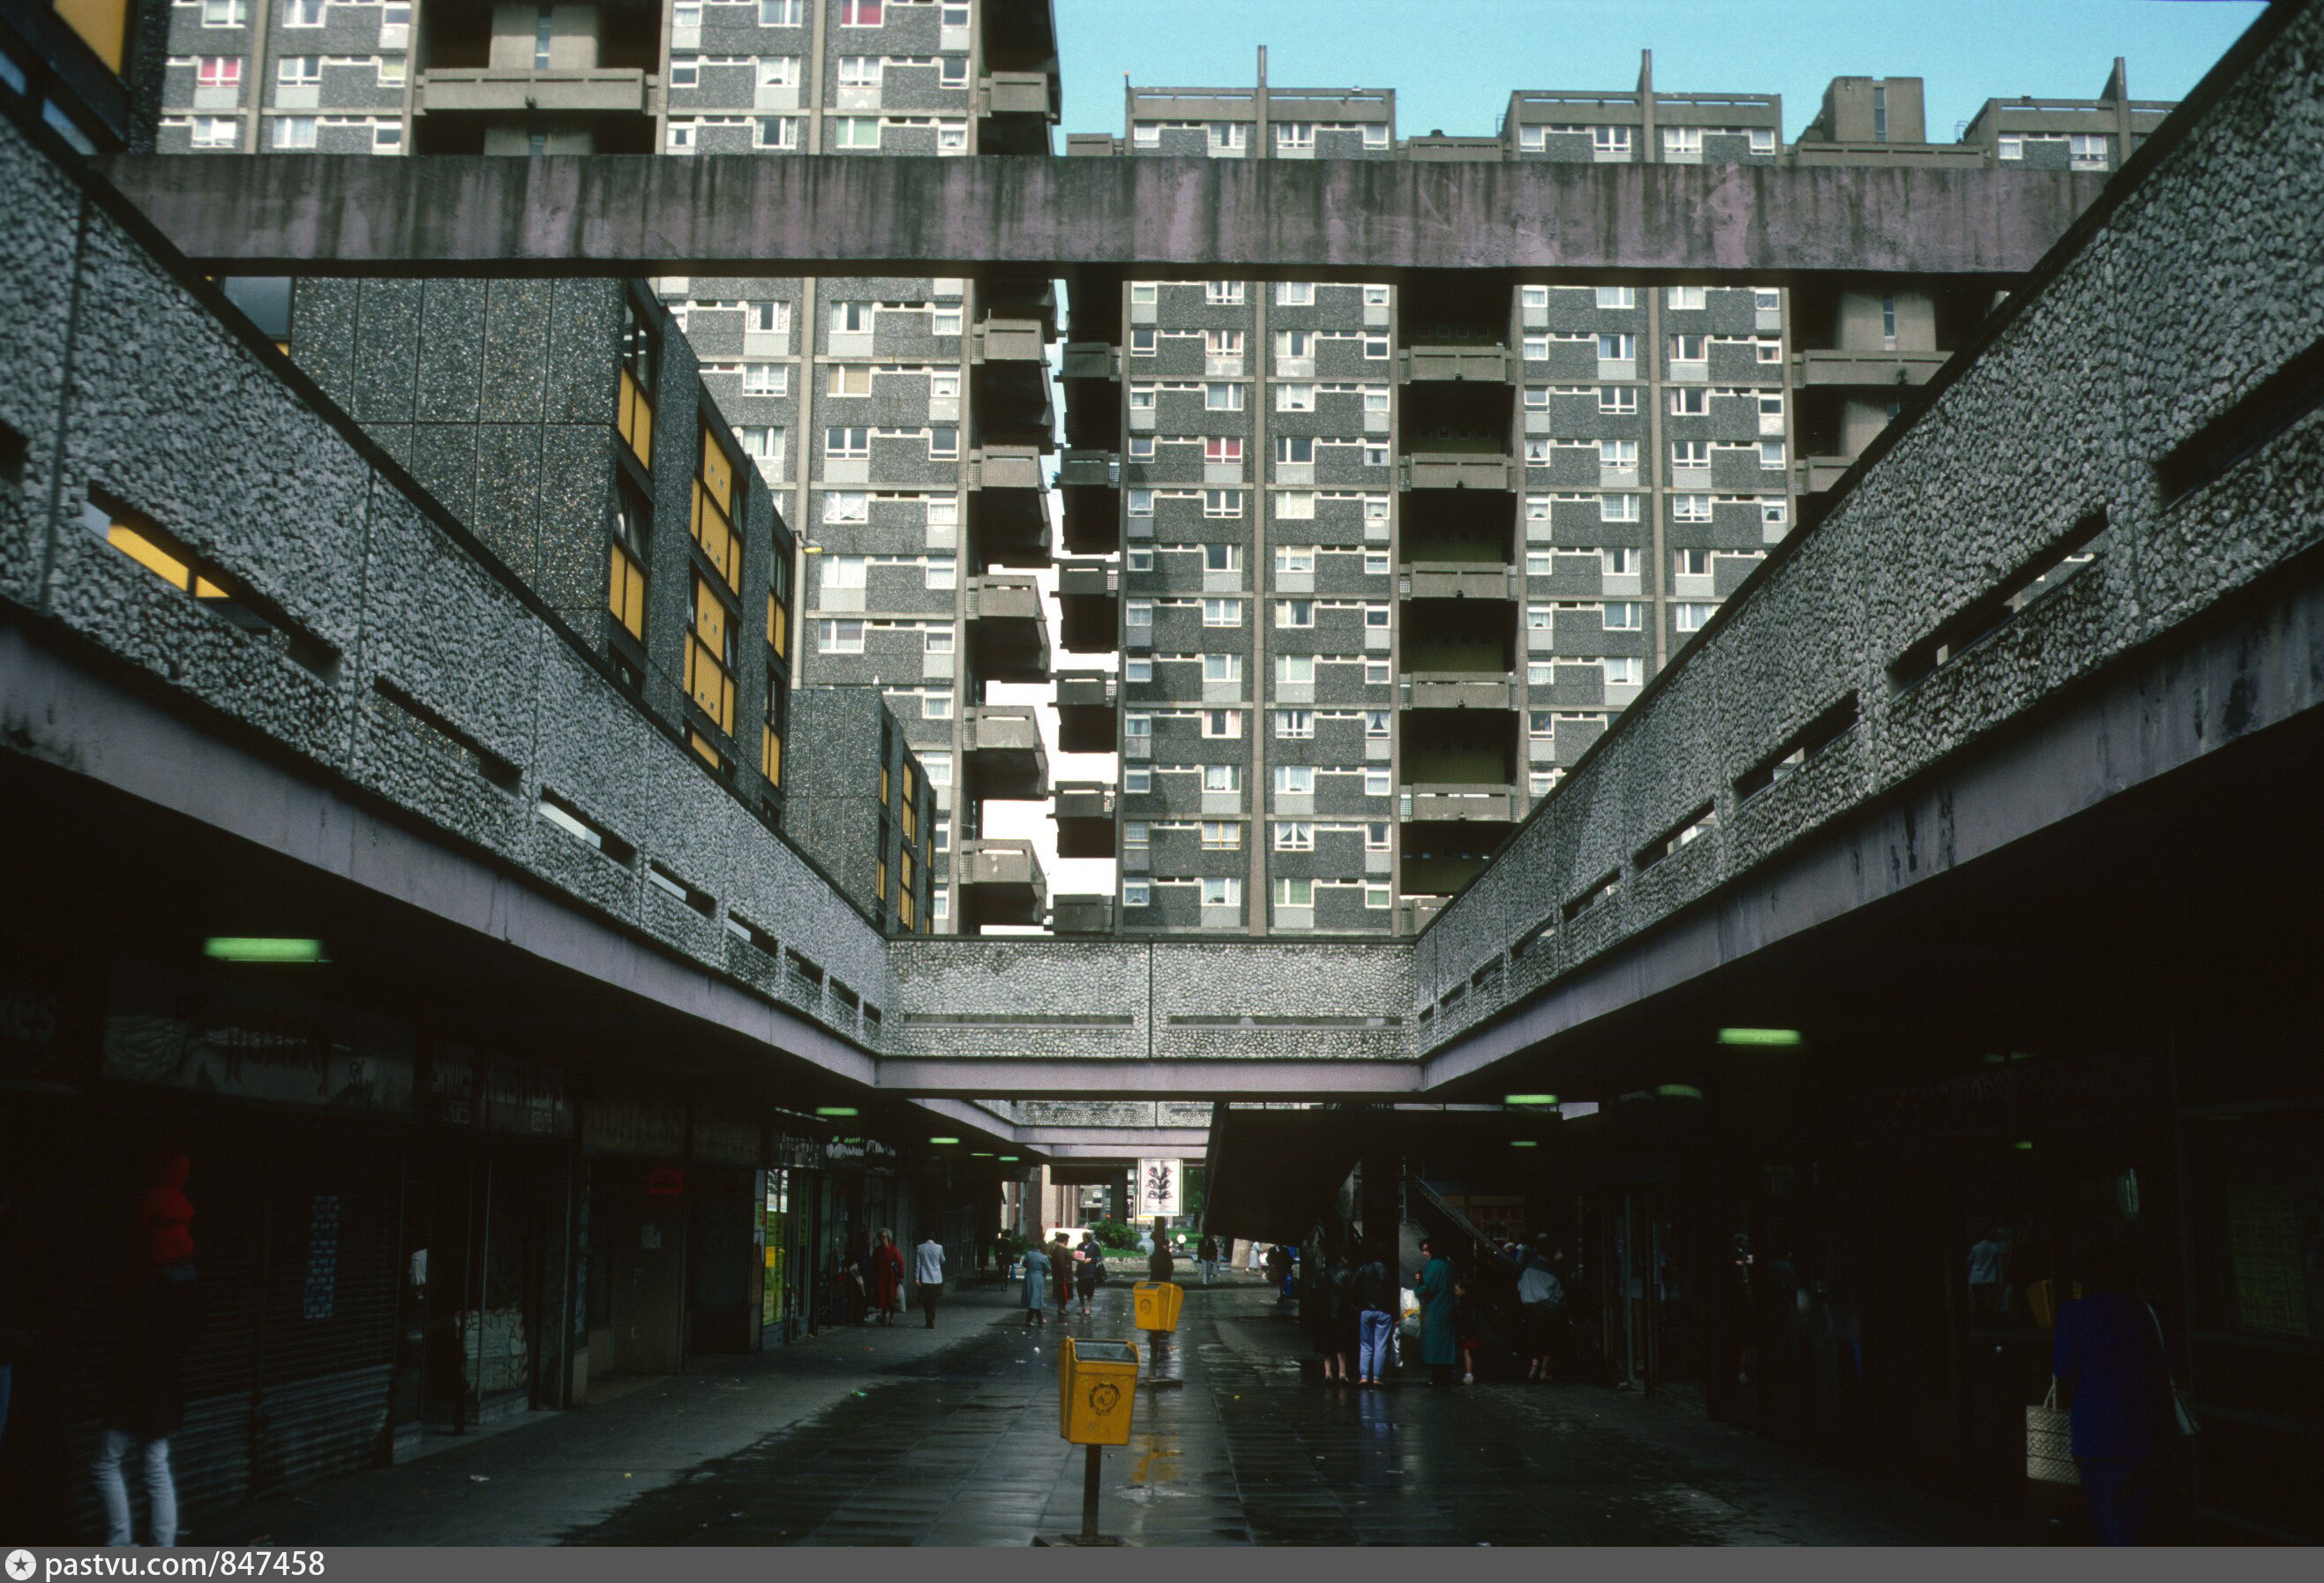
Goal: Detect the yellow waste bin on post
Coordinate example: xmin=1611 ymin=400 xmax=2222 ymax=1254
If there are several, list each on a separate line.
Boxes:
xmin=1132 ymin=1281 xmax=1183 ymax=1334
xmin=1058 ymin=1338 xmax=1139 ymax=1445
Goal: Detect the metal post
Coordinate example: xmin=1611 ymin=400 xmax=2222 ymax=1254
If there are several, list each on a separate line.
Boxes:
xmin=1081 ymin=1444 xmax=1102 ymax=1543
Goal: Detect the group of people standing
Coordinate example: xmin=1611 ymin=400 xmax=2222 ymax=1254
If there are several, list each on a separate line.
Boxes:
xmin=1304 ymin=1232 xmax=1571 ymax=1389
xmin=841 ymin=1229 xmax=949 ymax=1330
xmin=1016 ymin=1229 xmax=1118 ymax=1326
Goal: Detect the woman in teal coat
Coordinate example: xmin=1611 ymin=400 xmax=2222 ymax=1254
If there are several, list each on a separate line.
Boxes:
xmin=1415 ymin=1238 xmax=1458 ymax=1387
xmin=1021 ymin=1238 xmax=1052 ymax=1329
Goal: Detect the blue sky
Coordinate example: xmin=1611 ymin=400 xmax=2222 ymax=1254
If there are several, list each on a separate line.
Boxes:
xmin=1053 ymin=1 xmax=2266 ymax=144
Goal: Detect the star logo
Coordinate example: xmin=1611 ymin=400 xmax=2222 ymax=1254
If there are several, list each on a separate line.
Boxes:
xmin=6 ymin=1549 xmax=37 ymax=1581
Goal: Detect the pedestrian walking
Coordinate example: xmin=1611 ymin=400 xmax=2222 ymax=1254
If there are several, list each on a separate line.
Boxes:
xmin=1454 ymin=1272 xmax=1481 ymax=1384
xmin=2052 ymin=1237 xmax=2184 ymax=1546
xmin=1355 ymin=1244 xmax=1397 ymax=1385
xmin=94 ymin=1153 xmax=203 ymax=1548
xmin=1022 ymin=1234 xmax=1052 ymax=1329
xmin=1414 ymin=1237 xmax=1458 ymax=1388
xmin=1050 ymin=1234 xmax=1073 ymax=1318
xmin=1518 ymin=1236 xmax=1567 ymax=1383
xmin=1197 ymin=1232 xmax=1220 ymax=1287
xmin=1075 ymin=1234 xmax=1106 ymax=1317
xmin=1146 ymin=1225 xmax=1177 ymax=1286
xmin=870 ymin=1230 xmax=904 ymax=1326
xmin=1247 ymin=1240 xmax=1264 ymax=1273
xmin=1321 ymin=1252 xmax=1358 ymax=1384
xmin=913 ymin=1230 xmax=945 ymax=1329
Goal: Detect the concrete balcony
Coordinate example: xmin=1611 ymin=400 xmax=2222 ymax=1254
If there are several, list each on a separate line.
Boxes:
xmin=1054 ymin=670 xmax=1120 ymax=754
xmin=968 ymin=446 xmax=1050 ymax=568
xmin=1400 ymin=564 xmax=1514 ymax=601
xmin=962 ymin=704 xmax=1048 ymax=802
xmin=1793 ymin=348 xmax=1952 ymax=388
xmin=1794 ymin=454 xmax=1855 ymax=494
xmin=956 ymin=838 xmax=1048 ymax=931
xmin=415 ymin=68 xmax=650 ymax=116
xmin=965 ymin=574 xmax=1050 ymax=685
xmin=1056 ymin=558 xmax=1121 ymax=654
xmin=1057 ymin=449 xmax=1121 ymax=554
xmin=1403 ymin=454 xmax=1513 ymax=491
xmin=981 ymin=70 xmax=1060 ymax=119
xmin=1403 ymin=674 xmax=1513 ymax=711
xmin=971 ymin=317 xmax=1053 ymax=445
xmin=1047 ymin=895 xmax=1115 ymax=935
xmin=1053 ymin=781 xmax=1119 ymax=859
xmin=1400 ymin=345 xmax=1513 ymax=384
xmin=1401 ymin=784 xmax=1518 ymax=822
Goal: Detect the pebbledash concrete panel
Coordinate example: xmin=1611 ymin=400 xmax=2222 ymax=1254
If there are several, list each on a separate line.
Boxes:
xmin=91 ymin=153 xmax=2108 ymax=278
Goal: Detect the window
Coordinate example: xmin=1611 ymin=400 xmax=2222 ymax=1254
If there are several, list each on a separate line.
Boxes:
xmin=686 ymin=574 xmax=738 ymax=734
xmin=616 ymin=296 xmax=657 ymax=468
xmin=819 ymin=619 xmax=865 ymax=654
xmin=1128 ymin=488 xmax=1154 ymax=517
xmin=1597 ymin=333 xmax=1635 ymax=361
xmin=761 ymin=0 xmax=802 ymax=21
xmin=921 ymin=751 xmax=952 ymax=789
xmin=1602 ymin=547 xmax=1638 ymax=577
xmin=924 ymin=555 xmax=956 ymax=589
xmin=823 ymin=491 xmax=868 ymax=524
xmin=829 ymin=302 xmax=873 ymax=338
xmin=836 ymin=56 xmax=880 ymax=88
xmin=1277 ymin=123 xmax=1314 ymax=151
xmin=1204 ymin=383 xmax=1244 ymax=411
xmin=1599 ymin=439 xmax=1638 ymax=469
xmin=1750 ymin=128 xmax=1776 ymax=154
xmin=1364 ymin=334 xmax=1391 ymax=360
xmin=1201 ymin=877 xmax=1241 ymax=908
xmin=693 ymin=423 xmax=744 ymax=589
xmin=1274 ymin=544 xmax=1314 ymax=574
xmin=1675 ymin=601 xmax=1717 ymax=632
xmin=1364 ymin=551 xmax=1390 ymax=574
xmin=1363 ymin=442 xmax=1391 ymax=467
xmin=1604 ymin=602 xmax=1642 ymax=630
xmin=1199 ymin=764 xmax=1239 ymax=793
xmin=1669 ymin=334 xmax=1707 ymax=363
xmin=1275 ymin=765 xmax=1316 ymax=795
xmin=2069 ymin=133 xmax=2109 ymax=169
xmin=825 ymin=425 xmax=869 ymax=460
xmin=1594 ymin=286 xmax=1635 ymax=311
xmin=1666 ymin=285 xmax=1706 ymax=311
xmin=283 ymin=0 xmax=324 ymax=26
xmin=1202 ymin=653 xmax=1241 ymax=684
xmin=1123 ymin=880 xmax=1151 ymax=908
xmin=1206 ymin=329 xmax=1244 ymax=360
xmin=741 ymin=363 xmax=788 ymax=397
xmin=1124 ymin=656 xmax=1152 ymax=681
xmin=1364 ymin=605 xmax=1389 ymax=628
xmin=667 ymin=122 xmax=698 ymax=152
xmin=1661 ymin=127 xmax=1702 ymax=159
xmin=197 ymin=56 xmax=241 ymax=88
xmin=1599 ymin=386 xmax=1638 ymax=415
xmin=1131 ymin=123 xmax=1162 ymax=147
xmin=372 ymin=123 xmax=402 ymax=151
xmin=1364 ymin=768 xmax=1391 ymax=797
xmin=1528 ymin=710 xmax=1555 ymax=739
xmin=1277 ymin=281 xmax=1315 ymax=306
xmin=1998 ymin=134 xmax=2023 ymax=162
xmin=832 ymin=116 xmax=881 ymax=150
xmin=756 ymin=116 xmax=798 ymax=149
xmin=928 ymin=425 xmax=958 ymax=460
xmin=1365 ymin=709 xmax=1391 ymax=738
xmin=1129 ymin=327 xmax=1156 ymax=356
xmin=1129 ymin=282 xmax=1158 ymax=307
xmin=821 ymin=553 xmax=867 ymax=590
xmin=1670 ymin=386 xmax=1708 ymax=416
xmin=1204 ymin=281 xmax=1246 ymax=304
xmin=190 ymin=117 xmax=238 ymax=147
xmin=1762 ymin=499 xmax=1788 ymax=530
xmin=738 ymin=425 xmax=786 ymax=471
xmin=930 ymin=306 xmax=960 ymax=337
xmin=1365 ymin=885 xmax=1391 ymax=910
xmin=939 ymin=56 xmax=968 ymax=89
xmin=827 ymin=364 xmax=871 ymax=398
xmin=1125 ymin=766 xmax=1151 ymax=792
xmin=1126 ymin=547 xmax=1154 ymax=573
xmin=1202 ymin=822 xmax=1241 ymax=850
xmin=1672 ymin=439 xmax=1710 ymax=470
xmin=1275 ymin=435 xmax=1316 ymax=467
xmin=1274 ymin=599 xmax=1314 ymax=628
xmin=1759 ymin=439 xmax=1786 ymax=470
xmin=1592 ymin=125 xmax=1631 ymax=154
xmin=1756 ymin=340 xmax=1783 ymax=364
xmin=1276 ymin=384 xmax=1316 ymax=413
xmin=1126 ymin=598 xmax=1153 ymax=627
xmin=1276 ymin=654 xmax=1315 ymax=685
xmin=1203 ymin=598 xmax=1241 ymax=626
xmin=1202 ymin=709 xmax=1242 ymax=739
xmin=1274 ymin=822 xmax=1314 ymax=852
xmin=923 ymin=626 xmax=953 ymax=655
xmin=1672 ymin=496 xmax=1712 ymax=526
xmin=1203 ymin=436 xmax=1245 ymax=466
xmin=1521 ymin=335 xmax=1550 ymax=362
xmin=202 ymin=0 xmax=248 ymax=23
xmin=1125 ymin=713 xmax=1151 ymax=739
xmin=1365 ymin=660 xmax=1391 ymax=684
xmin=274 ymin=116 xmax=317 ymax=149
xmin=838 ymin=0 xmax=883 ymax=23
xmin=1676 ymin=549 xmax=1713 ymax=578
xmin=1871 ymin=85 xmax=1888 ymax=143
xmin=608 ymin=477 xmax=651 ymax=641
xmin=1203 ymin=542 xmax=1241 ymax=573
xmin=1203 ymin=489 xmax=1243 ymax=518
xmin=1275 ymin=709 xmax=1314 ymax=738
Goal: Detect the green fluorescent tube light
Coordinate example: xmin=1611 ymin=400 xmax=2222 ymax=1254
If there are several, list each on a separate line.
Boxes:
xmin=814 ymin=1106 xmax=859 ymax=1118
xmin=971 ymin=1152 xmax=993 ymax=1158
xmin=204 ymin=937 xmax=326 ymax=964
xmin=1510 ymin=1139 xmax=1540 ymax=1148
xmin=930 ymin=1137 xmax=960 ymax=1145
xmin=1655 ymin=1084 xmax=1706 ymax=1100
xmin=1504 ymin=1093 xmax=1558 ymax=1107
xmin=1717 ymin=1027 xmax=1803 ymax=1047
xmin=998 ymin=1155 xmax=1020 ymax=1162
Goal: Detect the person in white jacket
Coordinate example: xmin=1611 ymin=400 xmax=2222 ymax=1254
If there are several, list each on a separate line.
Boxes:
xmin=913 ymin=1232 xmax=946 ymax=1329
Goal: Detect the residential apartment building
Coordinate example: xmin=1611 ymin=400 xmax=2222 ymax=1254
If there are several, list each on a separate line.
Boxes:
xmin=1059 ymin=49 xmax=2167 ymax=936
xmin=146 ymin=0 xmax=1062 ymax=934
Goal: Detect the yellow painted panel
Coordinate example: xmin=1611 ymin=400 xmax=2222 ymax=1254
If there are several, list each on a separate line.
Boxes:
xmin=56 ymin=0 xmax=129 ymax=72
xmin=108 ymin=524 xmax=192 ymax=591
xmin=700 ymin=426 xmax=734 ymax=511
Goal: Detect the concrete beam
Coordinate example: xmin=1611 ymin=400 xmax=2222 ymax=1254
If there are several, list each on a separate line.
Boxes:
xmin=88 ymin=154 xmax=2106 ymax=278
xmin=876 ymin=1057 xmax=1423 ymax=1100
xmin=1011 ymin=1128 xmax=1211 ymax=1151
xmin=1042 ymin=1143 xmax=1209 ymax=1163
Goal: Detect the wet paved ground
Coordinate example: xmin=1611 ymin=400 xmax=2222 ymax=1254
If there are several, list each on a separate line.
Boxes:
xmin=211 ymin=1279 xmax=2013 ymax=1546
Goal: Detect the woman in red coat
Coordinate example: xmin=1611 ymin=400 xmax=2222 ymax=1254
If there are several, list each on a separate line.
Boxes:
xmin=871 ymin=1230 xmax=905 ymax=1326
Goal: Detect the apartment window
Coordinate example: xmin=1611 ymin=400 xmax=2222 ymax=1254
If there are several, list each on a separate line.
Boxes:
xmin=827 ymin=364 xmax=871 ymax=398
xmin=198 ymin=56 xmax=242 ymax=88
xmin=931 ymin=307 xmax=963 ymax=336
xmin=1363 ymin=822 xmax=1390 ymax=852
xmin=1276 ymin=765 xmax=1316 ymax=795
xmin=1129 ymin=327 xmax=1157 ymax=356
xmin=1274 ymin=822 xmax=1314 ymax=852
xmin=1200 ymin=764 xmax=1239 ymax=793
xmin=823 ymin=491 xmax=868 ymax=524
xmin=1525 ymin=551 xmax=1552 ymax=577
xmin=1277 ymin=123 xmax=1315 ymax=151
xmin=1128 ymin=488 xmax=1154 ymax=517
xmin=1998 ymin=135 xmax=2023 ymax=161
xmin=1364 ymin=605 xmax=1389 ymax=628
xmin=1203 ymin=598 xmax=1242 ymax=626
xmin=1204 ymin=437 xmax=1245 ymax=466
xmin=1604 ymin=603 xmax=1642 ymax=630
xmin=1365 ymin=709 xmax=1391 ymax=738
xmin=829 ymin=303 xmax=873 ymax=338
xmin=1202 ymin=709 xmax=1242 ymax=739
xmin=825 ymin=426 xmax=869 ymax=460
xmin=1275 ymin=709 xmax=1314 ymax=738
xmin=1762 ymin=499 xmax=1788 ymax=530
xmin=1365 ymin=661 xmax=1391 ymax=684
xmin=1871 ymin=86 xmax=1888 ymax=143
xmin=372 ymin=123 xmax=403 ymax=151
xmin=201 ymin=0 xmax=248 ymax=22
xmin=1592 ymin=125 xmax=1631 ymax=154
xmin=1364 ymin=551 xmax=1390 ymax=574
xmin=1669 ymin=387 xmax=1708 ymax=416
xmin=838 ymin=0 xmax=883 ymax=23
xmin=1363 ymin=334 xmax=1391 ymax=360
xmin=1277 ymin=281 xmax=1316 ymax=306
xmin=1125 ymin=767 xmax=1151 ymax=792
xmin=1675 ymin=601 xmax=1717 ymax=633
xmin=940 ymin=56 xmax=969 ymax=89
xmin=1130 ymin=282 xmax=1158 ymax=307
xmin=1275 ymin=435 xmax=1315 ymax=467
xmin=1203 ymin=543 xmax=1241 ymax=573
xmin=1671 ymin=493 xmax=1714 ymax=523
xmin=1749 ymin=128 xmax=1776 ymax=154
xmin=608 ymin=478 xmax=651 ymax=642
xmin=1599 ymin=387 xmax=1638 ymax=415
xmin=686 ymin=574 xmax=738 ymax=735
xmin=1202 ymin=822 xmax=1241 ymax=851
xmin=671 ymin=0 xmax=700 ymax=22
xmin=1363 ymin=442 xmax=1391 ymax=467
xmin=1206 ymin=124 xmax=1248 ymax=156
xmin=1207 ymin=329 xmax=1245 ymax=360
xmin=1205 ymin=281 xmax=1246 ymax=305
xmin=1276 ymin=384 xmax=1316 ymax=413
xmin=283 ymin=0 xmax=324 ymax=26
xmin=1669 ymin=334 xmax=1708 ymax=363
xmin=822 ymin=553 xmax=867 ymax=591
xmin=1666 ymin=285 xmax=1706 ymax=311
xmin=1276 ymin=654 xmax=1314 ymax=685
xmin=928 ymin=426 xmax=958 ymax=461
xmin=1593 ymin=286 xmax=1635 ymax=311
xmin=1203 ymin=489 xmax=1243 ymax=518
xmin=1759 ymin=439 xmax=1786 ymax=470
xmin=924 ymin=554 xmax=956 ymax=589
xmin=767 ymin=550 xmax=791 ymax=658
xmin=818 ymin=618 xmax=864 ymax=654
xmin=1603 ymin=547 xmax=1638 ymax=577
xmin=1756 ymin=340 xmax=1783 ymax=364
xmin=1528 ymin=710 xmax=1555 ymax=739
xmin=1521 ymin=335 xmax=1550 ymax=362
xmin=190 ymin=117 xmax=238 ymax=147
xmin=755 ymin=116 xmax=799 ymax=149
xmin=1125 ymin=714 xmax=1151 ymax=740
xmin=739 ymin=363 xmax=788 ymax=397
xmin=1753 ymin=289 xmax=1780 ymax=315
xmin=531 ymin=5 xmax=554 ymax=68
xmin=1204 ymin=384 xmax=1244 ymax=411
xmin=1126 ymin=598 xmax=1153 ymax=627
xmin=1202 ymin=877 xmax=1241 ymax=908
xmin=1881 ymin=294 xmax=1898 ymax=347
xmin=1597 ymin=333 xmax=1634 ymax=361
xmin=924 ymin=626 xmax=954 ymax=655
xmin=761 ymin=0 xmax=802 ymax=21
xmin=1127 ymin=547 xmax=1154 ymax=573
xmin=832 ymin=116 xmax=881 ymax=150
xmin=1274 ymin=544 xmax=1315 ymax=574
xmin=1274 ymin=599 xmax=1314 ymax=628
xmin=1672 ymin=439 xmax=1710 ymax=469
xmin=738 ymin=425 xmax=786 ymax=472
xmin=1364 ymin=768 xmax=1391 ymax=796
xmin=1123 ymin=880 xmax=1151 ymax=908
xmin=667 ymin=122 xmax=697 ymax=152
xmin=836 ymin=56 xmax=881 ymax=89
xmin=274 ymin=116 xmax=317 ymax=149
xmin=1676 ymin=549 xmax=1713 ymax=579
xmin=1599 ymin=439 xmax=1638 ymax=469
xmin=1662 ymin=127 xmax=1703 ymax=158
xmin=1203 ymin=653 xmax=1241 ymax=685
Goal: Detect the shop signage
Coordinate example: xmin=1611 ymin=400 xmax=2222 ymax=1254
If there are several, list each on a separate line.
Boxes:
xmin=1136 ymin=1159 xmax=1181 ymax=1217
xmin=426 ymin=1047 xmax=480 ymax=1129
xmin=648 ymin=1167 xmax=685 ymax=1198
xmin=1839 ymin=1052 xmax=2166 ymax=1137
xmin=774 ymin=1131 xmax=824 ymax=1172
xmin=488 ymin=1057 xmax=573 ymax=1137
xmin=103 ymin=960 xmax=414 ymax=1114
xmin=823 ymin=1135 xmax=899 ymax=1173
xmin=583 ymin=1096 xmax=686 ymax=1157
xmin=692 ymin=1107 xmax=763 ymax=1166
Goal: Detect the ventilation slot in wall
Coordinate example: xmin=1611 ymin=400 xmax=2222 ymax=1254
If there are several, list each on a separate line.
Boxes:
xmin=647 ymin=860 xmax=716 ymax=919
xmin=536 ymin=788 xmax=635 ymax=866
xmin=375 ymin=679 xmax=521 ymax=792
xmin=1635 ymin=803 xmax=1719 ymax=874
xmin=1733 ymin=692 xmax=1860 ymax=803
xmin=84 ymin=490 xmax=339 ymax=679
xmin=1511 ymin=919 xmax=1555 ymax=961
xmin=2155 ymin=333 xmax=2324 ymax=506
xmin=723 ymin=912 xmax=779 ymax=960
xmin=1563 ymin=867 xmax=1620 ymax=922
xmin=784 ymin=949 xmax=825 ymax=1002
xmin=0 ymin=421 xmax=26 ymax=485
xmin=1888 ymin=508 xmax=2110 ymax=690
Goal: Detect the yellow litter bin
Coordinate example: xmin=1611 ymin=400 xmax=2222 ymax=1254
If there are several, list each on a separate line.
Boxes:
xmin=1057 ymin=1337 xmax=1139 ymax=1445
xmin=1132 ymin=1280 xmax=1184 ymax=1334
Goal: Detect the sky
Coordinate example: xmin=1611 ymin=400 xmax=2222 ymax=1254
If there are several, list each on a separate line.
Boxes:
xmin=981 ymin=0 xmax=2268 ymax=919
xmin=1053 ymin=1 xmax=2264 ymax=144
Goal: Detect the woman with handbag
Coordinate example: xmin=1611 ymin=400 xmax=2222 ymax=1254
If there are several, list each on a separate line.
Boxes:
xmin=2050 ymin=1237 xmax=2186 ymax=1545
